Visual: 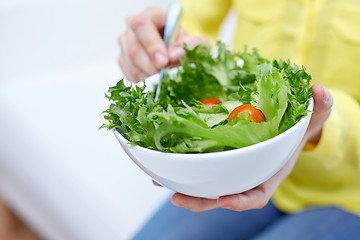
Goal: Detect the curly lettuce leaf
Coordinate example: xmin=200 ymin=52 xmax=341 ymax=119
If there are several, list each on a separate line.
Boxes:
xmin=102 ymin=42 xmax=311 ymax=153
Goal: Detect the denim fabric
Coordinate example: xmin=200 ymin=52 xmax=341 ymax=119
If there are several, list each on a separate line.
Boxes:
xmin=133 ymin=198 xmax=360 ymax=240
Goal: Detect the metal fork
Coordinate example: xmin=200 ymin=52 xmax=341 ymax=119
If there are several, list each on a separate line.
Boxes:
xmin=154 ymin=1 xmax=182 ymax=102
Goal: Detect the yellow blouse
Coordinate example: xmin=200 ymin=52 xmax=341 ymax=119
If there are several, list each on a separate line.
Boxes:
xmin=180 ymin=0 xmax=360 ymax=215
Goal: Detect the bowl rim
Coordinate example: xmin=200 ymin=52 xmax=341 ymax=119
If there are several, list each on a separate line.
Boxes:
xmin=114 ymin=97 xmax=313 ymax=157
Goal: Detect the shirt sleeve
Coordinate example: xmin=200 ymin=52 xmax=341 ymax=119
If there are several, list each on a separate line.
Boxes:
xmin=179 ymin=0 xmax=232 ymax=44
xmin=301 ymin=89 xmax=360 ymax=173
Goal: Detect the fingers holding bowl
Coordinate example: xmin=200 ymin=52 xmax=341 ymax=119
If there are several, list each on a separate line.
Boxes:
xmin=171 ymin=193 xmax=219 ymax=212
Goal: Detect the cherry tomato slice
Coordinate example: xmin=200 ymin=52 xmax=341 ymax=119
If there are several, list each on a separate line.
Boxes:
xmin=201 ymin=97 xmax=222 ymax=108
xmin=228 ymin=104 xmax=265 ymax=123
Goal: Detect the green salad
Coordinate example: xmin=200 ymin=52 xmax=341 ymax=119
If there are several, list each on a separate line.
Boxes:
xmin=101 ymin=42 xmax=312 ymax=153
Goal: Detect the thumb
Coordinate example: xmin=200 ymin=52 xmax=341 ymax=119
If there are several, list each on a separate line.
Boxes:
xmin=311 ymin=83 xmax=333 ymax=121
xmin=306 ymin=83 xmax=333 ymax=142
xmin=312 ymin=83 xmax=332 ymax=113
xmin=168 ymin=28 xmax=209 ymax=64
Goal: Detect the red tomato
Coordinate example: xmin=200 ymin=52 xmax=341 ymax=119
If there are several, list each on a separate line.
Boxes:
xmin=201 ymin=97 xmax=222 ymax=108
xmin=229 ymin=104 xmax=265 ymax=123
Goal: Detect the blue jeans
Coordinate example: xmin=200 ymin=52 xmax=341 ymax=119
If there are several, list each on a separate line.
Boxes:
xmin=133 ymin=197 xmax=360 ymax=240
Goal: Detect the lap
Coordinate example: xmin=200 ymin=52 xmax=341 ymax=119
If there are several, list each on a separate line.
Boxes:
xmin=133 ymin=197 xmax=284 ymax=240
xmin=133 ymin=196 xmax=360 ymax=240
xmin=253 ymin=206 xmax=360 ymax=240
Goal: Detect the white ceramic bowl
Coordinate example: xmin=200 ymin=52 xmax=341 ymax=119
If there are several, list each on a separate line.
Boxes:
xmin=114 ymin=71 xmax=313 ymax=198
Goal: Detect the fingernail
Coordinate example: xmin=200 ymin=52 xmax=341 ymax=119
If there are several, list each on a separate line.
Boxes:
xmin=170 ymin=47 xmax=185 ymax=60
xmin=323 ymin=86 xmax=329 ymax=101
xmin=154 ymin=52 xmax=167 ymax=68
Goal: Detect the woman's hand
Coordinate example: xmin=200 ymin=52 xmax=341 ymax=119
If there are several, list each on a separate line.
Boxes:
xmin=168 ymin=83 xmax=333 ymax=212
xmin=118 ymin=7 xmax=208 ymax=82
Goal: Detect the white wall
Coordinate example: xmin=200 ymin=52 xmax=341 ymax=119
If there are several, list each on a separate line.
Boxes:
xmin=0 ymin=0 xmax=169 ymax=83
